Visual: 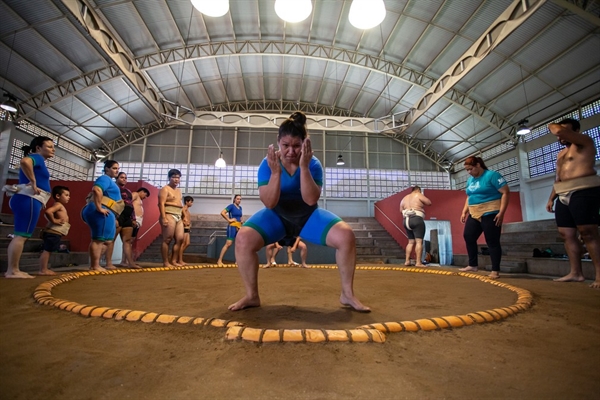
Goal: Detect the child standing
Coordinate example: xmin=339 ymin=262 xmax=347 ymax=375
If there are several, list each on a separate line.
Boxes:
xmin=39 ymin=186 xmax=70 ymax=275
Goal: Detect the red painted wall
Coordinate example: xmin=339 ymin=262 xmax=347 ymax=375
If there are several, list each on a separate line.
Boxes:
xmin=374 ymin=187 xmax=523 ymax=255
xmin=2 ymin=179 xmax=160 ymax=255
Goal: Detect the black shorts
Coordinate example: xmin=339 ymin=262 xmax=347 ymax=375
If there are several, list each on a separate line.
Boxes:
xmin=42 ymin=232 xmax=62 ymax=252
xmin=132 ymin=225 xmax=139 ymax=238
xmin=184 ymin=227 xmax=190 ymax=234
xmin=404 ymin=215 xmax=426 ymax=240
xmin=555 ymin=186 xmax=600 ymax=228
xmin=117 ymin=206 xmax=134 ymax=228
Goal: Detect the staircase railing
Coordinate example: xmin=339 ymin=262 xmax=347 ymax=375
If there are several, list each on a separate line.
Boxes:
xmin=374 ymin=204 xmax=408 ymax=238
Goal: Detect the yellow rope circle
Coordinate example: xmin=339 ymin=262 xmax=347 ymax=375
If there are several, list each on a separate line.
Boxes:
xmin=32 ymin=264 xmax=533 ymax=344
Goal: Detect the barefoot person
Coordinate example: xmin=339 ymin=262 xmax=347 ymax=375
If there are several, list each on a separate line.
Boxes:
xmin=264 ymin=236 xmax=309 ymax=268
xmin=228 ymin=111 xmax=370 ymax=312
xmin=400 ymin=186 xmax=431 ymax=267
xmin=81 ymin=160 xmax=122 ymax=272
xmin=4 ymin=136 xmax=55 ymax=279
xmin=158 ymin=169 xmax=184 ymax=268
xmin=217 ymin=194 xmax=243 ymax=266
xmin=176 ymin=196 xmax=194 ymax=265
xmin=459 ymin=156 xmax=509 ymax=279
xmin=105 ymin=172 xmax=140 ymax=269
xmin=546 ymin=118 xmax=600 ymax=288
xmin=128 ymin=187 xmax=149 ymax=261
xmin=38 ymin=186 xmax=71 ymax=276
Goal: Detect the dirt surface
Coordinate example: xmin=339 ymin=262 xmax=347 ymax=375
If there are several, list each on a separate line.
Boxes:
xmin=1 ymin=264 xmax=599 ymax=400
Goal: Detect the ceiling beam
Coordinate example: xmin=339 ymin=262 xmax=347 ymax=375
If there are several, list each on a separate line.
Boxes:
xmin=402 ymin=0 xmax=547 ymax=141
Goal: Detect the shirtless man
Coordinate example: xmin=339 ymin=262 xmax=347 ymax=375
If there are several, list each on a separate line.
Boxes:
xmin=127 ymin=187 xmax=149 ymax=264
xmin=176 ymin=196 xmax=194 ymax=265
xmin=546 ymin=118 xmax=600 ymax=288
xmin=158 ymin=169 xmax=185 ymax=268
xmin=400 ymin=186 xmax=432 ymax=267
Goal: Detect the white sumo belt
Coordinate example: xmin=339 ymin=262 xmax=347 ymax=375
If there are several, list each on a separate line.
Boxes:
xmin=402 ymin=209 xmax=425 ymax=230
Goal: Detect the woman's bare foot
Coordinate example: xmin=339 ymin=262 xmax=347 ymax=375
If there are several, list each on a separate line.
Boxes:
xmin=488 ymin=272 xmax=500 ymax=279
xmin=590 ymin=280 xmax=600 ymax=288
xmin=404 ymin=261 xmax=412 ymax=266
xmin=459 ymin=266 xmax=478 ymax=272
xmin=217 ymin=261 xmax=224 ymax=267
xmin=228 ymin=295 xmax=261 ymax=311
xmin=340 ymin=294 xmax=371 ymax=313
xmin=415 ymin=263 xmax=428 ymax=268
xmin=290 ymin=261 xmax=300 ymax=266
xmin=5 ymin=270 xmax=35 ymax=279
xmin=90 ymin=266 xmax=107 ymax=272
xmin=104 ymin=264 xmax=117 ymax=270
xmin=261 ymin=263 xmax=272 ymax=269
xmin=300 ymin=263 xmax=310 ymax=269
xmin=126 ymin=264 xmax=142 ymax=269
xmin=163 ymin=263 xmax=176 ymax=269
xmin=38 ymin=269 xmax=57 ymax=276
xmin=553 ymin=273 xmax=585 ymax=283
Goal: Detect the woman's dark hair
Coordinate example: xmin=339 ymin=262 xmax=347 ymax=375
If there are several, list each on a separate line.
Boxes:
xmin=233 ymin=194 xmax=241 ymax=201
xmin=22 ymin=136 xmax=53 ymax=156
xmin=278 ymin=111 xmax=308 ymax=141
xmin=103 ymin=160 xmax=119 ymax=173
xmin=117 ymin=172 xmax=127 ymax=178
xmin=464 ymin=156 xmax=488 ymax=170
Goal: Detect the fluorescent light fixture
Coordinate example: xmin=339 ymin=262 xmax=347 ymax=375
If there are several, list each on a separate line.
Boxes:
xmin=336 ymin=154 xmax=345 ymax=166
xmin=215 ymin=152 xmax=226 ymax=168
xmin=191 ymin=0 xmax=229 ymax=17
xmin=349 ymin=0 xmax=386 ymax=30
xmin=275 ymin=0 xmax=312 ymax=23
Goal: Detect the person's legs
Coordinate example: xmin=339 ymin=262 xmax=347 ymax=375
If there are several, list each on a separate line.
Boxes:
xmin=414 ymin=239 xmax=425 ymax=267
xmin=119 ymin=227 xmax=140 ymax=268
xmin=404 ymin=240 xmax=415 ymax=265
xmin=578 ymin=224 xmax=600 ymax=288
xmin=6 ymin=236 xmax=33 ymax=278
xmin=38 ymin=233 xmax=60 ymax=275
xmin=171 ymin=221 xmax=185 ymax=266
xmin=161 ymin=216 xmax=176 ymax=268
xmin=177 ymin=232 xmax=190 ymax=264
xmin=325 ymin=221 xmax=370 ymax=312
xmin=104 ymin=226 xmax=121 ymax=269
xmin=298 ymin=241 xmax=309 ymax=268
xmin=481 ymin=214 xmax=502 ymax=278
xmin=217 ymin=240 xmax=233 ymax=266
xmin=270 ymin=244 xmax=281 ymax=264
xmin=89 ymin=240 xmax=107 ymax=271
xmin=460 ymin=216 xmax=482 ymax=272
xmin=554 ymin=226 xmax=585 ymax=282
xmin=228 ymin=227 xmax=264 ymax=311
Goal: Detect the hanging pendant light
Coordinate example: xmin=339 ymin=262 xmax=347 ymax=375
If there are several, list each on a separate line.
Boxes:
xmin=1 ymin=92 xmax=17 ymax=113
xmin=336 ymin=154 xmax=345 ymax=166
xmin=349 ymin=0 xmax=386 ymax=30
xmin=191 ymin=0 xmax=229 ymax=17
xmin=275 ymin=0 xmax=312 ymax=23
xmin=516 ymin=120 xmax=531 ymax=135
xmin=215 ymin=152 xmax=226 ymax=168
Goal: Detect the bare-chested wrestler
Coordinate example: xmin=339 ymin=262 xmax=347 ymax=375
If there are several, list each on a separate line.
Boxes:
xmin=124 ymin=187 xmax=149 ymax=266
xmin=546 ymin=118 xmax=600 ymax=288
xmin=400 ymin=186 xmax=432 ymax=267
xmin=158 ymin=169 xmax=185 ymax=268
xmin=176 ymin=196 xmax=194 ymax=265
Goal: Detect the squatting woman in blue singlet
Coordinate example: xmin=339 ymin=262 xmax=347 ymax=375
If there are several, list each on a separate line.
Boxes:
xmin=81 ymin=160 xmax=121 ymax=271
xmin=5 ymin=136 xmax=55 ymax=279
xmin=228 ymin=111 xmax=370 ymax=312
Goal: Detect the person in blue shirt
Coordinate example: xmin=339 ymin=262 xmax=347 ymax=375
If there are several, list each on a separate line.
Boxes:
xmin=217 ymin=194 xmax=243 ymax=266
xmin=81 ymin=160 xmax=121 ymax=272
xmin=228 ymin=111 xmax=370 ymax=312
xmin=459 ymin=156 xmax=510 ymax=279
xmin=5 ymin=136 xmax=55 ymax=279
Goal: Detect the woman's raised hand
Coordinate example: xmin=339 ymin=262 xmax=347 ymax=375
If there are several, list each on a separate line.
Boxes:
xmin=300 ymin=138 xmax=313 ymax=169
xmin=267 ymin=144 xmax=281 ymax=174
